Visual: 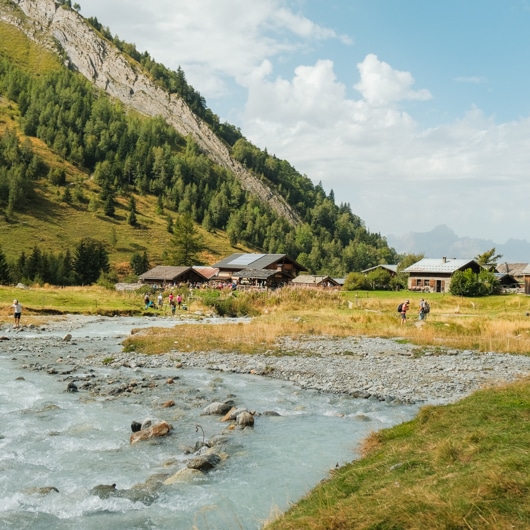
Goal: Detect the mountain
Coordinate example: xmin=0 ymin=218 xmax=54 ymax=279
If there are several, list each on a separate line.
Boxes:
xmin=0 ymin=0 xmax=400 ymax=280
xmin=0 ymin=0 xmax=298 ymax=225
xmin=387 ymin=225 xmax=530 ymax=263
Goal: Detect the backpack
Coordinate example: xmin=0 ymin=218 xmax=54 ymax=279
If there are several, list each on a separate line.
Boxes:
xmin=397 ymin=303 xmax=403 ymax=313
xmin=423 ymin=301 xmax=430 ymax=314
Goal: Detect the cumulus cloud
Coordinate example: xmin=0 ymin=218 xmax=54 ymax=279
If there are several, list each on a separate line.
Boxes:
xmin=354 ymin=54 xmax=432 ymax=106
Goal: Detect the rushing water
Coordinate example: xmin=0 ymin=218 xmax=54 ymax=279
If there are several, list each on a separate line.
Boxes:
xmin=0 ymin=317 xmax=420 ymax=529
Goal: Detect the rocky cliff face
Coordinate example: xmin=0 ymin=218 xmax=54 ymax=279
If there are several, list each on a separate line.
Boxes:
xmin=1 ymin=0 xmax=300 ymax=226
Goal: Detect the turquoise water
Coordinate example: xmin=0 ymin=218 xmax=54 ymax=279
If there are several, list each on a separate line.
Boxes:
xmin=0 ymin=318 xmax=419 ymax=529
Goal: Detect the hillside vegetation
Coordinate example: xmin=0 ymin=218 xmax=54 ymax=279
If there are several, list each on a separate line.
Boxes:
xmin=0 ymin=8 xmax=399 ymax=284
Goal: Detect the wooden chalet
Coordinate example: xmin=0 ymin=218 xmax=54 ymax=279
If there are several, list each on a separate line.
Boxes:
xmin=231 ymin=268 xmax=293 ymax=288
xmin=403 ymin=257 xmax=483 ymax=293
xmin=361 ymin=264 xmax=398 ymax=276
xmin=211 ymin=253 xmax=306 ymax=283
xmin=496 ymin=263 xmax=528 ymax=289
xmin=290 ymin=275 xmax=340 ymax=288
xmin=524 ymin=264 xmax=530 ymax=295
xmin=138 ymin=265 xmax=207 ymax=286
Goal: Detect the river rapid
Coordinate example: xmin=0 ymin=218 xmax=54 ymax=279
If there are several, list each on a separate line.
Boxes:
xmin=0 ymin=316 xmax=420 ymax=530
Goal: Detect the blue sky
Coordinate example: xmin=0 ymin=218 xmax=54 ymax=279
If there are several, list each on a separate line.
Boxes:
xmin=79 ymin=0 xmax=530 ymax=245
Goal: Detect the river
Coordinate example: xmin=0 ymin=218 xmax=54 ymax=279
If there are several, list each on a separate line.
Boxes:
xmin=0 ymin=316 xmax=419 ymax=529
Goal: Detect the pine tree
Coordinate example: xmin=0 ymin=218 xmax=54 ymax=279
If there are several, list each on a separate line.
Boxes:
xmin=169 ymin=213 xmax=204 ymax=265
xmin=0 ymin=245 xmax=11 ymax=285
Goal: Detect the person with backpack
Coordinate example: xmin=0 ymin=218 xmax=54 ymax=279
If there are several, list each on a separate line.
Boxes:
xmin=419 ymin=298 xmax=430 ymax=320
xmin=398 ymin=300 xmax=410 ymax=325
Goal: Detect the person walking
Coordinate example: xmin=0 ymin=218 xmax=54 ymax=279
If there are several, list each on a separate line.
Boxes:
xmin=400 ymin=300 xmax=409 ymax=325
xmin=419 ymin=298 xmax=430 ymax=320
xmin=419 ymin=298 xmax=426 ymax=320
xmin=11 ymin=299 xmax=22 ymax=328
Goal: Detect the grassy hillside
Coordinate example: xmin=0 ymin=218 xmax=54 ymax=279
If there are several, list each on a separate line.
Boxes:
xmin=0 ymin=22 xmax=248 ymax=274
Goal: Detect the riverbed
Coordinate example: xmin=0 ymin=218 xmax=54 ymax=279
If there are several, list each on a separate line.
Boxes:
xmin=0 ymin=315 xmax=426 ymax=530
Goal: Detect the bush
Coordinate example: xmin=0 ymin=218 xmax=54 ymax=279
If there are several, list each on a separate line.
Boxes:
xmin=449 ymin=268 xmax=500 ymax=297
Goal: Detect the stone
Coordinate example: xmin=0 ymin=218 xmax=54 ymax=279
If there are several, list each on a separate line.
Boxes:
xmin=163 ymin=467 xmax=203 ymax=485
xmin=201 ymin=400 xmax=235 ymax=416
xmin=187 ymin=453 xmax=221 ymax=472
xmin=236 ymin=411 xmax=254 ymax=427
xmin=130 ymin=420 xmax=173 ymax=444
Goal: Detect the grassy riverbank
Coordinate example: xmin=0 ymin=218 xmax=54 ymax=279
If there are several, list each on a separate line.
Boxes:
xmin=2 ymin=285 xmax=530 ymax=528
xmin=265 ymin=376 xmax=530 ymax=529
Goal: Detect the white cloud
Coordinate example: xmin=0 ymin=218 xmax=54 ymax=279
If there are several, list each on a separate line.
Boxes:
xmin=354 ymin=54 xmax=432 ymax=106
xmin=242 ymin=54 xmax=530 ymax=241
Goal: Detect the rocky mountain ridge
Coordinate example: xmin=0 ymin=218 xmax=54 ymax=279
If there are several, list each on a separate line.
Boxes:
xmin=387 ymin=224 xmax=530 ymax=263
xmin=0 ymin=0 xmax=300 ymax=226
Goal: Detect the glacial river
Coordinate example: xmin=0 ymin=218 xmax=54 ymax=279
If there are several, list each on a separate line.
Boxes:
xmin=0 ymin=317 xmax=419 ymax=529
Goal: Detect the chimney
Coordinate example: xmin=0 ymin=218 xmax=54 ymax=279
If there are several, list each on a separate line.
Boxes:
xmin=442 ymin=257 xmax=447 ymax=263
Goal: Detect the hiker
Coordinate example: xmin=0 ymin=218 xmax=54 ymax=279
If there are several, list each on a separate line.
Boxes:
xmin=157 ymin=292 xmax=163 ymax=310
xmin=419 ymin=298 xmax=430 ymax=320
xmin=176 ymin=294 xmax=182 ymax=310
xmin=400 ymin=300 xmax=410 ymax=325
xmin=144 ymin=294 xmax=150 ymax=309
xmin=11 ymin=299 xmax=22 ymax=328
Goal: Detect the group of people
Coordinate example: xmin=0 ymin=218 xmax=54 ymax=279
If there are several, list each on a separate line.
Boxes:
xmin=143 ymin=292 xmax=183 ymax=314
xmin=399 ymin=298 xmax=429 ymax=325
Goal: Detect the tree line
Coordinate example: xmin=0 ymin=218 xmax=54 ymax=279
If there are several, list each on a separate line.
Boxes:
xmin=0 ymin=239 xmax=110 ymax=286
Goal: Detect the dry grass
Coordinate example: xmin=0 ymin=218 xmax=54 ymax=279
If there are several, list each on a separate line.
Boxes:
xmin=124 ymin=289 xmax=530 ymax=356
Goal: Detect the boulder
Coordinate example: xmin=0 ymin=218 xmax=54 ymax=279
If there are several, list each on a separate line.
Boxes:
xmin=131 ymin=421 xmax=142 ymax=432
xmin=164 ymin=467 xmax=203 ymax=485
xmin=201 ymin=400 xmax=235 ymax=416
xmin=236 ymin=411 xmax=254 ymax=427
xmin=130 ymin=420 xmax=173 ymax=444
xmin=187 ymin=453 xmax=221 ymax=472
xmin=66 ymin=382 xmax=78 ymax=393
xmin=23 ymin=486 xmax=59 ymax=496
xmin=90 ymin=483 xmax=117 ymax=499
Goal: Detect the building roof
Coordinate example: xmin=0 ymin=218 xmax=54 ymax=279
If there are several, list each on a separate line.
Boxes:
xmin=192 ymin=266 xmax=219 ymax=280
xmin=403 ymin=258 xmax=480 ymax=274
xmin=496 ymin=263 xmax=529 ymax=277
xmin=212 ymin=253 xmax=306 ymax=271
xmin=139 ymin=266 xmax=207 ymax=282
xmin=361 ymin=264 xmax=398 ymax=274
xmin=231 ymin=268 xmax=283 ymax=280
xmin=523 ymin=264 xmax=530 ymax=275
xmin=291 ymin=275 xmax=340 ymax=286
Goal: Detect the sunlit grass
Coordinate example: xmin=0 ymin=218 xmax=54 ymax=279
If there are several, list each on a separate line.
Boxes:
xmin=124 ymin=289 xmax=530 ymax=356
xmin=265 ymin=377 xmax=530 ymax=529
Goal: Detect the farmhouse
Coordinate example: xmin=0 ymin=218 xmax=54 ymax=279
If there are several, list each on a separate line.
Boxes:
xmin=523 ymin=264 xmax=530 ymax=295
xmin=138 ymin=265 xmax=207 ymax=286
xmin=290 ymin=275 xmax=340 ymax=288
xmin=361 ymin=264 xmax=398 ymax=276
xmin=403 ymin=257 xmax=483 ymax=293
xmin=495 ymin=263 xmax=528 ymax=289
xmin=211 ymin=253 xmax=306 ymax=282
